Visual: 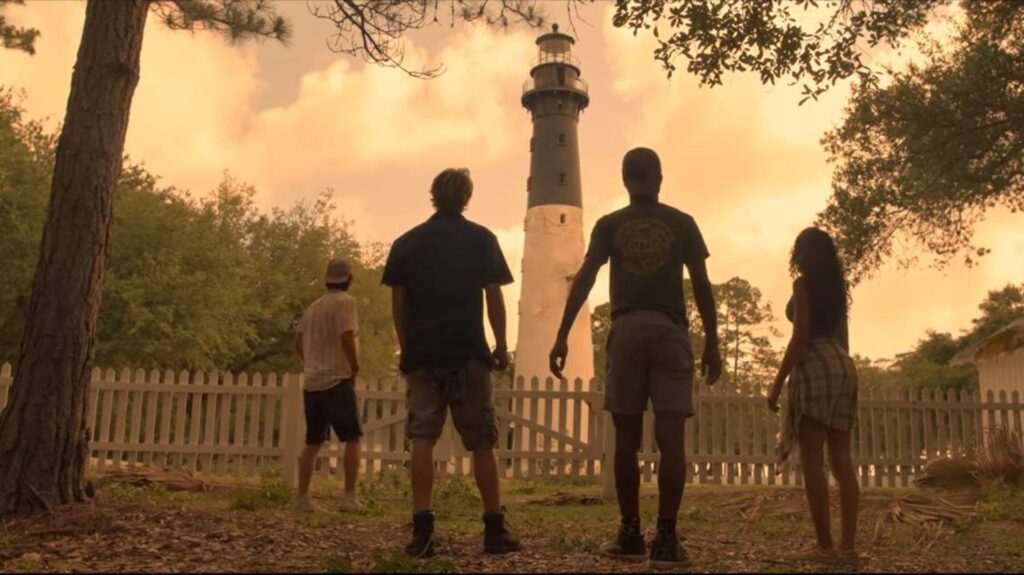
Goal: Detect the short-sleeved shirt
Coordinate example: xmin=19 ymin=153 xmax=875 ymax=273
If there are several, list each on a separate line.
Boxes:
xmin=382 ymin=213 xmax=514 ymax=373
xmin=297 ymin=291 xmax=358 ymax=391
xmin=585 ymin=202 xmax=709 ymax=325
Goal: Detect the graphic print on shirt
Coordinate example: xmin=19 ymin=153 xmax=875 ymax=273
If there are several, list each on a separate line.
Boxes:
xmin=614 ymin=218 xmax=675 ymax=276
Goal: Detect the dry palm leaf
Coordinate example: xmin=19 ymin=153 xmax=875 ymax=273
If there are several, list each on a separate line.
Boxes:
xmin=873 ymin=492 xmax=976 ymax=546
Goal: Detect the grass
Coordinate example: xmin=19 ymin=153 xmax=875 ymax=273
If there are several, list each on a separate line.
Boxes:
xmin=977 ymin=480 xmax=1024 ymax=522
xmin=322 ymin=552 xmax=355 ymax=573
xmin=12 ymin=471 xmax=1022 ymax=573
xmin=228 ymin=472 xmax=293 ymax=511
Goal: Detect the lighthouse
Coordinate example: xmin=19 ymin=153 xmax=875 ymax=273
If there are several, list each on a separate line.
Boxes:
xmin=515 ymin=25 xmax=594 ymax=414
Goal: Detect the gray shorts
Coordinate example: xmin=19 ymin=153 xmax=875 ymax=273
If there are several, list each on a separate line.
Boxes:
xmin=605 ymin=310 xmax=695 ymax=416
xmin=404 ymin=359 xmax=498 ymax=451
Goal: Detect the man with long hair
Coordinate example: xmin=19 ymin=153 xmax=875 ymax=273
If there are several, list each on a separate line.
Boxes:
xmin=383 ymin=168 xmax=520 ymax=558
xmin=550 ymin=148 xmax=722 ymax=568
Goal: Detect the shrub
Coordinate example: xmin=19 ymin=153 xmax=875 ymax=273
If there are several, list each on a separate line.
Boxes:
xmin=229 ymin=474 xmax=293 ymax=511
xmin=974 ymin=426 xmax=1024 ymax=488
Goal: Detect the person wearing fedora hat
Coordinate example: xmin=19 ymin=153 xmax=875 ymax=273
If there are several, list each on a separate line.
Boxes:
xmin=293 ymin=258 xmax=364 ymax=513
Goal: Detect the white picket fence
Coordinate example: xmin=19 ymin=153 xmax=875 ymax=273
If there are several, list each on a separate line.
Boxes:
xmin=1 ymin=363 xmax=1022 ymax=495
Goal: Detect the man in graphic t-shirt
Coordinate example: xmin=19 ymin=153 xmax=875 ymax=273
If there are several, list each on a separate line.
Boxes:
xmin=294 ymin=259 xmax=363 ymax=513
xmin=550 ymin=148 xmax=723 ymax=568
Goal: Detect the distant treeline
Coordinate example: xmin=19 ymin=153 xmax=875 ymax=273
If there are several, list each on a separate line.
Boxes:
xmin=0 ymin=90 xmax=397 ymax=378
xmin=2 ymin=91 xmax=1020 ymax=390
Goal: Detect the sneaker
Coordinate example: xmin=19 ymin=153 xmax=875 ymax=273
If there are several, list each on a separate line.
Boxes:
xmin=788 ymin=546 xmax=838 ymax=563
xmin=836 ymin=548 xmax=860 ymax=565
xmin=405 ymin=511 xmax=436 ymax=559
xmin=339 ymin=492 xmax=364 ymax=513
xmin=483 ymin=510 xmax=521 ymax=554
xmin=293 ymin=495 xmax=320 ymax=513
xmin=649 ymin=529 xmax=690 ymax=570
xmin=601 ymin=523 xmax=646 ymax=562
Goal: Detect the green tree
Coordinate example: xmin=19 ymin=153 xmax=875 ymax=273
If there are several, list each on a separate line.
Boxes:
xmin=715 ymin=277 xmax=781 ymax=387
xmin=0 ymin=0 xmax=38 ymax=54
xmin=0 ymin=91 xmax=51 ymax=363
xmin=0 ymin=0 xmax=549 ymax=516
xmin=819 ymin=2 xmax=1024 ymax=282
xmin=890 ymin=331 xmax=977 ymax=394
xmin=960 ymin=284 xmax=1024 ymax=350
xmin=611 ymin=0 xmax=943 ymax=102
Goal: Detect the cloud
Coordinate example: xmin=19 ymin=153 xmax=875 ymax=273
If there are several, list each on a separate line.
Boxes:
xmin=3 ymin=1 xmax=1020 ymax=360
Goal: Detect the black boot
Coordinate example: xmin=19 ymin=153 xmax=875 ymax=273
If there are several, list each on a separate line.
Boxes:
xmin=601 ymin=517 xmax=646 ymax=561
xmin=649 ymin=518 xmax=689 ymax=569
xmin=405 ymin=511 xmax=436 ymax=558
xmin=483 ymin=510 xmax=521 ymax=554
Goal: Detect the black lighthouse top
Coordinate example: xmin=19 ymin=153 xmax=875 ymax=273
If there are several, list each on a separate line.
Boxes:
xmin=522 ymin=23 xmax=588 ymax=210
xmin=521 ymin=23 xmax=589 ymax=112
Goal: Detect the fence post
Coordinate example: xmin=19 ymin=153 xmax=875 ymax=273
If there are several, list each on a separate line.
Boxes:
xmin=602 ymin=410 xmax=616 ymax=499
xmin=281 ymin=373 xmax=303 ymax=488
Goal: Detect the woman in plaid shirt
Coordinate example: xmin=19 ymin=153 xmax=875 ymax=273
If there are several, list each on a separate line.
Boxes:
xmin=768 ymin=227 xmax=860 ymax=564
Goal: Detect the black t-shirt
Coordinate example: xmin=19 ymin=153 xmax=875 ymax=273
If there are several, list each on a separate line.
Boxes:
xmin=585 ymin=202 xmax=709 ymax=325
xmin=382 ymin=213 xmax=514 ymax=372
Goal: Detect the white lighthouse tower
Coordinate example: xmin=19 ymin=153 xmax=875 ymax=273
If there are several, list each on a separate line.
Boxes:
xmin=515 ymin=24 xmax=594 ymax=431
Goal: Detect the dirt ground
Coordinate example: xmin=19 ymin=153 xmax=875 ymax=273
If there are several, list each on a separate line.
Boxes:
xmin=1 ymin=475 xmax=1022 ymax=573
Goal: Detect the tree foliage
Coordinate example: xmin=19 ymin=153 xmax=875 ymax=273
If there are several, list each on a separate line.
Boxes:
xmin=611 ymin=0 xmax=943 ymax=102
xmin=819 ymin=2 xmax=1024 ymax=282
xmin=151 ymin=0 xmax=290 ymax=43
xmin=0 ymin=0 xmax=38 ymax=54
xmin=0 ymin=94 xmax=397 ymax=379
xmin=309 ymin=0 xmax=550 ymax=78
xmin=862 ymin=284 xmax=1024 ymax=394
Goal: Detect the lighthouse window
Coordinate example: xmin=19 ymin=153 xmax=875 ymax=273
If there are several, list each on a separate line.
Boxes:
xmin=558 ymin=133 xmax=566 ymax=145
xmin=558 ymin=173 xmax=566 ymax=185
xmin=560 ymin=214 xmax=566 ymax=224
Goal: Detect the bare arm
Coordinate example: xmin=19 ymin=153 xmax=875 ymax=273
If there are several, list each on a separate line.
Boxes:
xmin=768 ymin=278 xmax=811 ymax=411
xmin=390 ymin=286 xmax=406 ymax=352
xmin=687 ymin=257 xmax=722 ymax=384
xmin=341 ymin=330 xmax=360 ymax=379
xmin=549 ymin=258 xmax=602 ymax=378
xmin=485 ymin=284 xmax=509 ymax=370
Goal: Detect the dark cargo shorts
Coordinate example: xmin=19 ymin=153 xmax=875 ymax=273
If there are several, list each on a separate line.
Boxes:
xmin=304 ymin=379 xmax=363 ymax=445
xmin=405 ymin=359 xmax=498 ymax=451
xmin=605 ymin=310 xmax=695 ymax=416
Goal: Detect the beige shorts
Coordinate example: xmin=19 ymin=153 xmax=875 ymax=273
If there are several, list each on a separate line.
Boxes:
xmin=605 ymin=310 xmax=695 ymax=416
xmin=405 ymin=359 xmax=498 ymax=451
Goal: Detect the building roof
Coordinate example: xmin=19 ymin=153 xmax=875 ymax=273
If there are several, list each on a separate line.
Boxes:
xmin=952 ymin=317 xmax=1024 ymax=365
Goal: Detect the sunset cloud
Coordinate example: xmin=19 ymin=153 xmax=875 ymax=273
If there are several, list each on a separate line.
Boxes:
xmin=2 ymin=1 xmax=1021 ymax=360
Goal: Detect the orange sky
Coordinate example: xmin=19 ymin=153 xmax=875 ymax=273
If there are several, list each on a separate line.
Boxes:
xmin=2 ymin=1 xmax=1022 ymax=363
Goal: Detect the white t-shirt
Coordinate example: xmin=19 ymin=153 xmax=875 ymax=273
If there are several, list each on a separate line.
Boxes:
xmin=297 ymin=292 xmax=358 ymax=391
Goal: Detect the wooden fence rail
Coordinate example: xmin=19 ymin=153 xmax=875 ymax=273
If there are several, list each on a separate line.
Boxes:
xmin=1 ymin=363 xmax=1021 ymax=495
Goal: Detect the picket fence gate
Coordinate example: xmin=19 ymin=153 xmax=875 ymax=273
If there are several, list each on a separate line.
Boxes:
xmin=1 ymin=363 xmax=1022 ymax=496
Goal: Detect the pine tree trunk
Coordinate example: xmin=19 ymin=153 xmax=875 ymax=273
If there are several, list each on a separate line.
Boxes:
xmin=0 ymin=0 xmax=150 ymax=516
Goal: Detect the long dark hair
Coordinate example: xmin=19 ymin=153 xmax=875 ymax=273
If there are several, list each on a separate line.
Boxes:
xmin=790 ymin=227 xmax=850 ymax=334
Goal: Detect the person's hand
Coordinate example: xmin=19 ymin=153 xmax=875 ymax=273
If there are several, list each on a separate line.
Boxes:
xmin=767 ymin=384 xmax=782 ymax=413
xmin=701 ymin=345 xmax=722 ymax=385
xmin=492 ymin=346 xmax=510 ymax=371
xmin=549 ymin=338 xmax=568 ymax=380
